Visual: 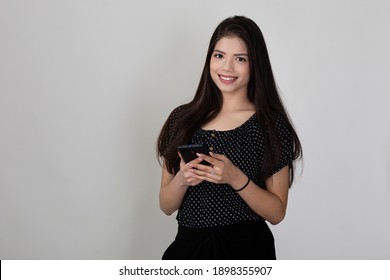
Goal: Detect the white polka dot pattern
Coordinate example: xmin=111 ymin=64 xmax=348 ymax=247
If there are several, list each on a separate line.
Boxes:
xmin=172 ymin=111 xmax=293 ymax=228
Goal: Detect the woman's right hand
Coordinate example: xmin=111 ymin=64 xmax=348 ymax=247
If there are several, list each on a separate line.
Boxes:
xmin=178 ymin=153 xmax=204 ymax=187
xmin=159 ymin=153 xmax=204 ymax=215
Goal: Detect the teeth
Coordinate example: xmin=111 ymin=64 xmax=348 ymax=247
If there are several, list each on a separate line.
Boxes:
xmin=220 ymin=76 xmax=235 ymax=81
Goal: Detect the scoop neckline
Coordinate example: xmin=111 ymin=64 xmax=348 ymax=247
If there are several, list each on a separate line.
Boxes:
xmin=199 ymin=113 xmax=256 ymax=133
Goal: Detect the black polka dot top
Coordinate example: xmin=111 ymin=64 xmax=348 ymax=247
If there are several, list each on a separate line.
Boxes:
xmin=167 ymin=107 xmax=294 ymax=228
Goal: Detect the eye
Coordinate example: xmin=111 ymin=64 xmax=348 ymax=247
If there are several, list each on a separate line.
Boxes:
xmin=236 ymin=57 xmax=247 ymax=62
xmin=213 ymin=53 xmax=223 ymax=59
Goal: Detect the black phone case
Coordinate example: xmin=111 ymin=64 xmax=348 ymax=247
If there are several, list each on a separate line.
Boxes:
xmin=177 ymin=144 xmax=211 ymax=165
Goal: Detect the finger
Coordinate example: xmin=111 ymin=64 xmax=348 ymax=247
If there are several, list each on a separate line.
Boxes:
xmin=183 ymin=172 xmax=200 ymax=184
xmin=182 ymin=170 xmax=194 ymax=179
xmin=188 ymin=161 xmax=213 ymax=172
xmin=183 ymin=171 xmax=203 ymax=186
xmin=188 ymin=156 xmax=204 ymax=165
xmin=192 ymin=173 xmax=221 ymax=184
xmin=196 ymin=153 xmax=220 ymax=166
xmin=189 ymin=167 xmax=221 ymax=181
xmin=210 ymin=152 xmax=227 ymax=160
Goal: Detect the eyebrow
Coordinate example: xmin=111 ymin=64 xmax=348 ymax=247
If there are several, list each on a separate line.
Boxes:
xmin=213 ymin=49 xmax=248 ymax=56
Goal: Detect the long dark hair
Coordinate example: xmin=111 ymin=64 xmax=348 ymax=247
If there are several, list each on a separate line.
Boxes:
xmin=157 ymin=16 xmax=302 ymax=186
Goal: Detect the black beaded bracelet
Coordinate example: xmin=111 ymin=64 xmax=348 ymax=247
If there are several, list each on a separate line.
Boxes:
xmin=235 ymin=176 xmax=250 ymax=192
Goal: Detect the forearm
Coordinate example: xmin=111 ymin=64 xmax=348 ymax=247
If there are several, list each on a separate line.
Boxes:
xmin=159 ymin=171 xmax=189 ymax=216
xmin=230 ymin=171 xmax=288 ymax=225
xmin=237 ymin=182 xmax=286 ymax=224
xmin=187 ymin=153 xmax=289 ymax=224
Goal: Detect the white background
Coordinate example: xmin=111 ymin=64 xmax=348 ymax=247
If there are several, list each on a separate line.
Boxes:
xmin=1 ymin=0 xmax=389 ymax=259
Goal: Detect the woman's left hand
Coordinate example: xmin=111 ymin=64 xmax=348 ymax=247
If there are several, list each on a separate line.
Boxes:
xmin=187 ymin=152 xmax=245 ymax=187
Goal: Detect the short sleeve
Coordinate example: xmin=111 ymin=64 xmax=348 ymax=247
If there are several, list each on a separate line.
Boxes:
xmin=160 ymin=106 xmax=183 ymax=157
xmin=271 ymin=113 xmax=294 ymax=175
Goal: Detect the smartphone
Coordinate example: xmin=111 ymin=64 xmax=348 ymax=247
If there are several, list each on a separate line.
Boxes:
xmin=177 ymin=143 xmax=212 ymax=165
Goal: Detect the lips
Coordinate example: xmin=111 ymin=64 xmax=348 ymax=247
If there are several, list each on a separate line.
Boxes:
xmin=218 ymin=74 xmax=237 ymax=84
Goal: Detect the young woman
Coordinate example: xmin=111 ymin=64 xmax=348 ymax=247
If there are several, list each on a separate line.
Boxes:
xmin=157 ymin=16 xmax=302 ymax=259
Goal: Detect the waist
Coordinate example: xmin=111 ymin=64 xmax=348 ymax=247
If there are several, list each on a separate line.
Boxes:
xmin=177 ymin=219 xmax=267 ymax=238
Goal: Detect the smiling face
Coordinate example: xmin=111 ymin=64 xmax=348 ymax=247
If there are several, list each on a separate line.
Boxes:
xmin=210 ymin=36 xmax=250 ymax=97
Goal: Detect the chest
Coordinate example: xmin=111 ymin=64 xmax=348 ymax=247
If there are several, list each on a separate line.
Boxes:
xmin=191 ymin=125 xmax=265 ymax=181
xmin=201 ymin=111 xmax=256 ymax=131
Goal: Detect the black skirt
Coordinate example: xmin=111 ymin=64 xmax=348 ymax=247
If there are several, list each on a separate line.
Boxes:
xmin=162 ymin=220 xmax=276 ymax=260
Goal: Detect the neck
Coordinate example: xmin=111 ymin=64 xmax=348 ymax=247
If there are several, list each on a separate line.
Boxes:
xmin=220 ymin=92 xmax=255 ymax=113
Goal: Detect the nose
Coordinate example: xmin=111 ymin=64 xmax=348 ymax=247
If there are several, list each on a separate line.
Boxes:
xmin=222 ymin=57 xmax=234 ymax=72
